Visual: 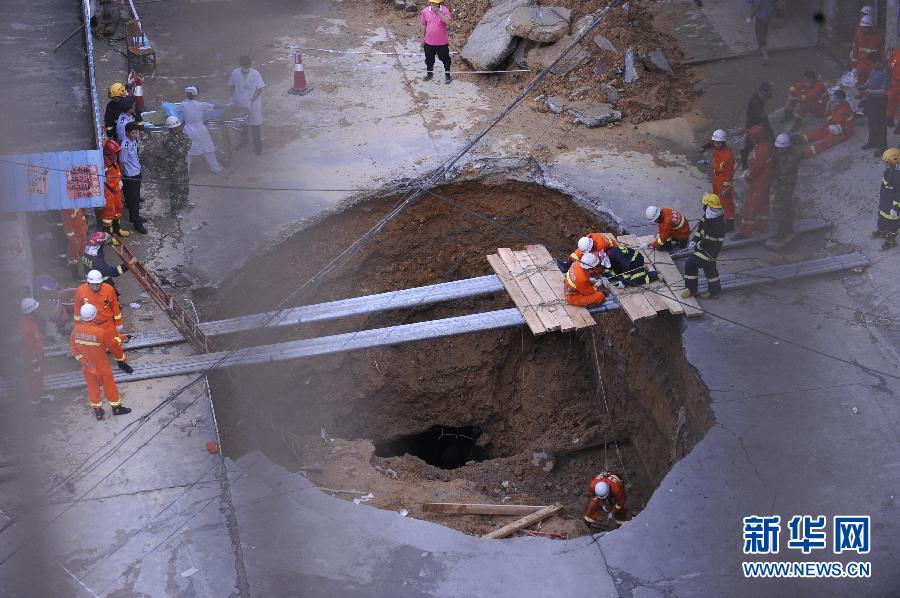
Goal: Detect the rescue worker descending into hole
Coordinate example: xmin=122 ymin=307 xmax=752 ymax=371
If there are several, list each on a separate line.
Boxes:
xmin=70 ymin=304 xmax=133 ymax=421
xmin=583 ymin=471 xmax=628 ymax=527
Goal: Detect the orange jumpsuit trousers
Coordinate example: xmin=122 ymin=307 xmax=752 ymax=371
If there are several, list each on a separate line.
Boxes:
xmin=738 ymin=141 xmax=774 ymax=236
xmin=70 ymin=321 xmax=127 ymax=408
xmin=62 ymin=209 xmax=88 ymax=266
xmin=19 ymin=314 xmax=44 ymax=404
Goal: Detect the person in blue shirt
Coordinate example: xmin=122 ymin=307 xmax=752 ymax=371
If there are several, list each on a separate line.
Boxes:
xmin=120 ymin=122 xmax=148 ymax=234
xmin=861 ymin=52 xmax=889 ymax=156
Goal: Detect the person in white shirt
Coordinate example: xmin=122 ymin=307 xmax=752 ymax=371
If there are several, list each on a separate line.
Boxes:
xmin=119 ymin=122 xmax=147 ymax=234
xmin=228 ymin=56 xmax=265 ymax=154
xmin=182 ymin=85 xmax=224 ymax=173
xmin=115 ymin=96 xmax=138 ymax=142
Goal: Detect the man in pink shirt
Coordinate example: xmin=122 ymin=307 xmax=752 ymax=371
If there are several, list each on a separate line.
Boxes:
xmin=421 ymin=0 xmax=452 ymax=84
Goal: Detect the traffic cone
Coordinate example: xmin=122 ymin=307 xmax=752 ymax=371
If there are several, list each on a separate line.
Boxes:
xmin=128 ymin=70 xmax=145 ymax=112
xmin=287 ymin=50 xmax=312 ymax=96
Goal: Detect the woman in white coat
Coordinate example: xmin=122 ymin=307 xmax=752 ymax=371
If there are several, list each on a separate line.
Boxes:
xmin=182 ymin=86 xmax=223 ymax=174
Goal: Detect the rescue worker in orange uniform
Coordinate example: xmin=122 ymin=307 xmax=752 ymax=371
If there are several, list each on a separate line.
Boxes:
xmin=566 ymin=232 xmax=618 ymax=263
xmin=564 ymin=252 xmax=606 ymax=307
xmin=783 ymin=71 xmax=829 ymax=129
xmin=100 ymin=138 xmax=130 ymax=242
xmin=61 ymin=208 xmax=88 ymax=281
xmin=583 ymin=471 xmax=628 ymax=526
xmin=707 ymin=129 xmax=736 ymax=231
xmin=73 ymin=270 xmax=132 ymax=374
xmin=800 ymin=89 xmax=855 ymax=158
xmin=641 ymin=206 xmax=690 ymax=251
xmin=18 ymin=297 xmax=44 ymax=406
xmin=736 ymin=125 xmax=774 ymax=239
xmin=851 ymin=14 xmax=883 ymax=87
xmin=70 ymin=303 xmax=133 ymax=420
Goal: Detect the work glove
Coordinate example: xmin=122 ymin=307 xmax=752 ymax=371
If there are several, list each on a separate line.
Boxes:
xmin=639 ymin=242 xmax=649 ymax=250
xmin=687 ymin=240 xmax=697 ymax=251
xmin=891 ymin=209 xmax=898 ymax=218
xmin=614 ymin=280 xmax=625 ymax=289
xmin=599 ymin=277 xmax=611 ymax=289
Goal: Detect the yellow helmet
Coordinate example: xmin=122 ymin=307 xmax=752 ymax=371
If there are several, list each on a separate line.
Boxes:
xmin=881 ymin=148 xmax=900 ymax=165
xmin=701 ymin=193 xmax=722 ymax=209
xmin=108 ymin=82 xmax=126 ymax=98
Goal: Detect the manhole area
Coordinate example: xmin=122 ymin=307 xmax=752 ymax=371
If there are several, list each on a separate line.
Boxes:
xmin=374 ymin=425 xmax=487 ymax=470
xmin=207 ymin=178 xmax=714 ymax=538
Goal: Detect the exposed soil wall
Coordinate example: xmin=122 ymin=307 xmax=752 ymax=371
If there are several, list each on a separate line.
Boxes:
xmin=204 ymin=179 xmax=713 ymax=537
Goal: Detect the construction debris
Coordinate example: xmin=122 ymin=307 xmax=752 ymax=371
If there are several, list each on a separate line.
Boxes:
xmin=460 ymin=0 xmax=535 ymax=70
xmin=482 ymin=504 xmax=564 ymax=539
xmin=506 ymin=6 xmax=571 ymax=43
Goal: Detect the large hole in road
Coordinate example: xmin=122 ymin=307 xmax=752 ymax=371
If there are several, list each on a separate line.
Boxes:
xmin=204 ymin=177 xmax=714 ymax=538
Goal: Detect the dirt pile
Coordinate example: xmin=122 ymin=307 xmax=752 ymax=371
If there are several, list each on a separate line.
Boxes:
xmin=204 ymin=179 xmax=713 ymax=538
xmin=381 ymin=0 xmax=697 ymax=123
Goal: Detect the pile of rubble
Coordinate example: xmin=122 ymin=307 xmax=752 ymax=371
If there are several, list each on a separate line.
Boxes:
xmin=386 ymin=0 xmax=697 ymax=124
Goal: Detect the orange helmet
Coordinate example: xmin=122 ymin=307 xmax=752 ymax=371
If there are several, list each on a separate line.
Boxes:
xmin=103 ymin=139 xmax=121 ymax=157
xmin=748 ymin=125 xmax=768 ymax=140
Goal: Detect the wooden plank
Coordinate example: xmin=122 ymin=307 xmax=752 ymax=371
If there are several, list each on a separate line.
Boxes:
xmin=631 ymin=234 xmax=701 ymax=317
xmin=514 ymin=249 xmax=576 ymax=332
xmin=525 ymin=245 xmax=596 ymax=329
xmin=482 ymin=504 xmax=565 ymax=539
xmin=423 ymin=503 xmax=547 ymax=516
xmin=611 ymin=286 xmax=659 ymax=321
xmin=487 ymin=255 xmax=546 ymax=335
xmin=497 ymin=248 xmax=560 ymax=332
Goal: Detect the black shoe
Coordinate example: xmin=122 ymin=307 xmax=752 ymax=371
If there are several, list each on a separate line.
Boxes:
xmin=423 ymin=72 xmax=433 ymax=81
xmin=861 ymin=143 xmax=875 ymax=150
xmin=94 ymin=407 xmax=105 ymax=421
xmin=112 ymin=405 xmax=132 ymax=416
xmin=131 ymin=221 xmax=148 ymax=234
xmin=117 ymin=360 xmax=133 ymax=374
xmin=444 ymin=74 xmax=452 ymax=84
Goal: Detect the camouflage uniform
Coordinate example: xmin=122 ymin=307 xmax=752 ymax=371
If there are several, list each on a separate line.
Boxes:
xmin=769 ymin=147 xmax=801 ymax=240
xmin=160 ymin=129 xmax=192 ymax=213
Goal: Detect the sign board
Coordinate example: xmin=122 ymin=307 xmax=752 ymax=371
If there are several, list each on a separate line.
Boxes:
xmin=0 ymin=150 xmax=105 ymax=212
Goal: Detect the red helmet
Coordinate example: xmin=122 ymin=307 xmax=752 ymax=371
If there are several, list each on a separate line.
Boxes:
xmin=87 ymin=231 xmax=111 ymax=246
xmin=103 ymin=139 xmax=121 ymax=157
xmin=748 ymin=125 xmax=768 ymax=140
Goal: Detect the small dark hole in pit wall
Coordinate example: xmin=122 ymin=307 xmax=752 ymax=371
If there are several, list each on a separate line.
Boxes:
xmin=374 ymin=425 xmax=486 ymax=470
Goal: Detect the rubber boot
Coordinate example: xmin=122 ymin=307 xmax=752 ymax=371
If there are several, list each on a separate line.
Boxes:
xmin=105 ymin=224 xmax=121 ymax=246
xmin=117 ymin=360 xmax=134 ymax=374
xmin=113 ymin=218 xmax=130 ymax=237
xmin=871 ymin=229 xmax=887 ymax=238
xmin=423 ymin=72 xmax=433 ymax=81
xmin=444 ymin=73 xmax=452 ymax=85
xmin=112 ymin=405 xmax=132 ymax=416
xmin=880 ymin=233 xmax=897 ymax=251
xmin=94 ymin=407 xmax=105 ymax=421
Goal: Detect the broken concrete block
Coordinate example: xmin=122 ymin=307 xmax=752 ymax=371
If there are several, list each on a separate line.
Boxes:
xmin=461 ymin=0 xmax=536 ymax=71
xmin=592 ymin=34 xmax=618 ymax=54
xmin=643 ymin=48 xmax=674 ymax=76
xmin=545 ymin=95 xmax=567 ymax=114
xmin=601 ymin=83 xmax=620 ymax=104
xmin=526 ymin=35 xmax=590 ymax=75
xmin=403 ymin=0 xmax=418 ymax=12
xmin=567 ymin=103 xmax=622 ymax=128
xmin=506 ymin=6 xmax=571 ymax=43
xmin=624 ymin=46 xmax=639 ymax=82
xmin=392 ymin=0 xmax=406 ymax=10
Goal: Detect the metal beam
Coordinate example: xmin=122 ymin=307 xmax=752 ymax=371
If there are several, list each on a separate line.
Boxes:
xmin=671 ymin=219 xmax=831 ymax=260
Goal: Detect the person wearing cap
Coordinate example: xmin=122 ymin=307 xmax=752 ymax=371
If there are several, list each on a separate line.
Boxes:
xmin=851 ymin=11 xmax=884 ymax=88
xmin=70 ymin=303 xmax=132 ymax=421
xmin=872 ymin=148 xmax=900 ymax=251
xmin=765 ymin=133 xmax=802 ymax=250
xmin=228 ymin=56 xmax=265 ymax=155
xmin=160 ymin=115 xmax=192 ymax=213
xmin=746 ymin=0 xmax=775 ymax=65
xmin=799 ymin=89 xmax=855 ymax=158
xmin=583 ymin=471 xmax=628 ymax=527
xmin=682 ymin=194 xmax=725 ymax=300
xmin=73 ymin=270 xmax=130 ymax=367
xmin=861 ymin=52 xmax=890 ymax=157
xmin=18 ymin=297 xmax=45 ymax=407
xmin=120 ymin=121 xmax=148 ymax=234
xmin=420 ymin=0 xmax=453 ymax=85
xmin=740 ymin=82 xmax=774 ymax=170
xmin=114 ymin=96 xmax=141 ymax=143
xmin=182 ymin=86 xmax=224 ymax=174
xmin=782 ymin=71 xmax=829 ymax=130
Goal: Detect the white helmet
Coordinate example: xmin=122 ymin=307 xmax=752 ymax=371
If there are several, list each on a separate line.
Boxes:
xmin=165 ymin=115 xmax=182 ymax=128
xmin=86 ymin=270 xmax=103 ymax=284
xmin=861 ymin=6 xmax=874 ymax=16
xmin=580 ymin=252 xmax=600 ymax=270
xmin=645 ymin=205 xmax=661 ymax=222
xmin=594 ymin=481 xmax=610 ymax=499
xmin=711 ymin=129 xmax=727 ymax=142
xmin=577 ymin=236 xmax=594 ymax=253
xmin=20 ymin=297 xmax=39 ymax=314
xmin=80 ymin=304 xmax=98 ymax=322
xmin=774 ymin=133 xmax=792 ymax=148
xmin=861 ymin=14 xmax=875 ymax=26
